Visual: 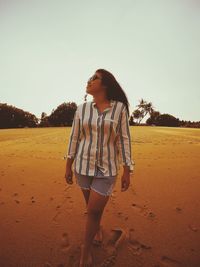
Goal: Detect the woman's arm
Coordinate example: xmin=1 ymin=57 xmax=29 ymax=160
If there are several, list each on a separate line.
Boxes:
xmin=63 ymin=108 xmax=81 ymax=161
xmin=116 ymin=104 xmax=135 ymax=173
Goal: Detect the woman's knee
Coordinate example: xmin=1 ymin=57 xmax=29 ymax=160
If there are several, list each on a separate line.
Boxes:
xmin=87 ymin=207 xmax=103 ymax=218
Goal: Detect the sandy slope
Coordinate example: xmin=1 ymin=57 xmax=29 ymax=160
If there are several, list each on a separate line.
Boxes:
xmin=0 ymin=126 xmax=199 ymax=267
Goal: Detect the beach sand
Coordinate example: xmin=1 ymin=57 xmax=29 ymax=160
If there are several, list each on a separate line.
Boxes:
xmin=0 ymin=126 xmax=199 ymax=267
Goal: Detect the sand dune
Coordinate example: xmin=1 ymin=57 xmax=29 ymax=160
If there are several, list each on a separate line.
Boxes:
xmin=0 ymin=126 xmax=199 ymax=267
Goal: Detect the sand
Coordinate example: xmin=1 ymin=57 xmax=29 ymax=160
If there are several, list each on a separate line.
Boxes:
xmin=0 ymin=126 xmax=199 ymax=267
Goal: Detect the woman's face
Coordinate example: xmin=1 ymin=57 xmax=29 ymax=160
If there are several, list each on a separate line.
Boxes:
xmin=86 ymin=72 xmax=105 ymax=95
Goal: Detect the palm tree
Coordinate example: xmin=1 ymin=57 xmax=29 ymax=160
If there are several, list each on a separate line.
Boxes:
xmin=134 ymin=98 xmax=155 ymax=124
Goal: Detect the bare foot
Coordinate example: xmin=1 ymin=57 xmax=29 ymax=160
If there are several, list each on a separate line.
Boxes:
xmin=79 ymin=244 xmax=93 ymax=267
xmin=93 ymin=225 xmax=103 ymax=246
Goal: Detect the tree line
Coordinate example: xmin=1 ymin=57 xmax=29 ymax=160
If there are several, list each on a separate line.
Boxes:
xmin=0 ymin=99 xmax=199 ymax=129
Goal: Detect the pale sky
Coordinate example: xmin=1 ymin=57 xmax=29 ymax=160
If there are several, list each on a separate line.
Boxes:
xmin=0 ymin=0 xmax=199 ymax=121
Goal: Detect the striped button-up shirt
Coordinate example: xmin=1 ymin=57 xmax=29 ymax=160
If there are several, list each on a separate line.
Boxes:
xmin=64 ymin=99 xmax=135 ymax=176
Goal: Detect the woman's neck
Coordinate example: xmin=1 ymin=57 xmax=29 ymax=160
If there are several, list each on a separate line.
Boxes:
xmin=92 ymin=97 xmax=110 ymax=106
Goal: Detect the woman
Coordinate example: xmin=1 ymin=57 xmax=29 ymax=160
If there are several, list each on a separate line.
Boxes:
xmin=64 ymin=68 xmax=135 ymax=267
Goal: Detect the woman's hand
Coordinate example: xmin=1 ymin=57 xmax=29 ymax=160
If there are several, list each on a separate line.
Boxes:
xmin=64 ymin=166 xmax=74 ymax=185
xmin=121 ymin=170 xmax=130 ymax=192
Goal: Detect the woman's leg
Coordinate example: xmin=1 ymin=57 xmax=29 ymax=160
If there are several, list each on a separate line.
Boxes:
xmin=81 ymin=188 xmax=90 ymax=205
xmin=80 ymin=188 xmax=102 ymax=242
xmin=80 ymin=189 xmax=110 ymax=265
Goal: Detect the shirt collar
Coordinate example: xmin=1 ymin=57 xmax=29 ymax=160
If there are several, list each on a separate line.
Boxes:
xmin=92 ymin=99 xmax=115 ymax=108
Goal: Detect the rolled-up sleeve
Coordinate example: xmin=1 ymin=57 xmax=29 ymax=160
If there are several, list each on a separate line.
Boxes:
xmin=63 ymin=108 xmax=81 ymax=160
xmin=116 ymin=104 xmax=135 ymax=173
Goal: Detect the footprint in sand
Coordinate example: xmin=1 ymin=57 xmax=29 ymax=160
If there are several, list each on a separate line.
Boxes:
xmin=100 ymin=228 xmax=126 ymax=267
xmin=128 ymin=228 xmax=151 ymax=256
xmin=147 ymin=211 xmax=156 ymax=219
xmin=188 ymin=224 xmax=198 ymax=232
xmin=175 ymin=207 xmax=182 ymax=213
xmin=100 ymin=254 xmax=116 ymax=267
xmin=66 ymin=195 xmax=73 ymax=204
xmin=52 ymin=211 xmax=61 ymax=223
xmin=83 ymin=209 xmax=88 ymax=215
xmin=117 ymin=211 xmax=123 ymax=217
xmin=116 ymin=211 xmax=129 ymax=221
xmin=131 ymin=202 xmax=147 ymax=213
xmin=131 ymin=203 xmax=156 ymax=220
xmin=31 ymin=196 xmax=36 ymax=203
xmin=63 ymin=244 xmax=81 ymax=267
xmin=60 ymin=232 xmax=70 ymax=252
xmin=160 ymin=255 xmax=182 ymax=266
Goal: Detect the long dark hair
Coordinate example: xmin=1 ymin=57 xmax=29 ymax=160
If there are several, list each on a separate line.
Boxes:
xmin=96 ymin=68 xmax=130 ymax=117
